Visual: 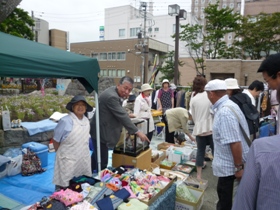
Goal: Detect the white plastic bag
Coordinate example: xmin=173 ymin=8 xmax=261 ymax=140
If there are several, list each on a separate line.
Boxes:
xmin=2 ymin=106 xmax=11 ymax=131
xmin=6 ymin=155 xmax=22 ymax=176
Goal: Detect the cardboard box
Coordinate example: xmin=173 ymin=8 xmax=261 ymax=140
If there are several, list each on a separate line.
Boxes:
xmin=175 ymin=187 xmax=204 ymax=210
xmin=157 ymin=142 xmax=184 ymax=151
xmin=153 ymin=150 xmax=166 ymax=166
xmin=185 ymin=177 xmax=208 ymax=190
xmin=112 ymin=148 xmax=151 ymax=170
xmin=160 ymin=161 xmax=176 ymax=170
xmin=141 ymin=176 xmax=175 ymax=206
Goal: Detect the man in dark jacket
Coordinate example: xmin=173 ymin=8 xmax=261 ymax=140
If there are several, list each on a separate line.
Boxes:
xmin=90 ymin=76 xmax=149 ymax=172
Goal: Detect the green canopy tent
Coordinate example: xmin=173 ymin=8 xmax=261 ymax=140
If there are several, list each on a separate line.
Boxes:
xmin=0 ymin=31 xmax=100 ymax=93
xmin=0 ymin=32 xmax=103 ymax=171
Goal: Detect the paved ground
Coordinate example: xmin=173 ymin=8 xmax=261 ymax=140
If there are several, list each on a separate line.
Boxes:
xmin=193 ymin=160 xmax=218 ymax=210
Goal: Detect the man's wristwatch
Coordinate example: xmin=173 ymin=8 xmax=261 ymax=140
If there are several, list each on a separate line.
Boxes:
xmin=234 ymin=164 xmax=244 ymax=172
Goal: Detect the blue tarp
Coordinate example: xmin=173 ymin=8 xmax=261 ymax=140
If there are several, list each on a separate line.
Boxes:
xmin=21 ymin=119 xmax=57 ymax=136
xmin=0 ymin=152 xmax=56 ymax=205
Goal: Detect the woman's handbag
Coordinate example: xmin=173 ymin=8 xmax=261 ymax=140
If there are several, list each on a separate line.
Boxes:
xmin=21 ymin=148 xmax=46 ymax=176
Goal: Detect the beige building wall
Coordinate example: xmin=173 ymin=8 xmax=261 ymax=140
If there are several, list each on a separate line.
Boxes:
xmin=179 ymin=57 xmax=198 ymax=86
xmin=205 ymin=59 xmax=264 ymax=86
xmin=49 ymin=29 xmax=68 ymax=50
xmin=70 ymin=38 xmax=169 ymax=86
xmin=245 ymin=0 xmax=280 ymax=16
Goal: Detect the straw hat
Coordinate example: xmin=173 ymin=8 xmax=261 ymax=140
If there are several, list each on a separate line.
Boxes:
xmin=225 ymin=78 xmax=240 ymax=90
xmin=66 ymin=95 xmax=93 ymax=112
xmin=141 ymin=83 xmax=153 ymax=92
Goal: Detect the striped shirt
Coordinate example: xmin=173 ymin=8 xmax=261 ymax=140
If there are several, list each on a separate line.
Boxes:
xmin=232 ymin=135 xmax=280 ymax=210
xmin=212 ymin=95 xmax=250 ymax=177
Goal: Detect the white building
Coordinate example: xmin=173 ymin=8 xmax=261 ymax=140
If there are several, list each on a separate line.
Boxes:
xmin=104 ymin=5 xmax=192 ymax=57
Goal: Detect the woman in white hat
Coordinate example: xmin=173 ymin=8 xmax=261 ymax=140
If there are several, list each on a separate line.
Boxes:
xmin=134 ymin=83 xmax=155 ymax=141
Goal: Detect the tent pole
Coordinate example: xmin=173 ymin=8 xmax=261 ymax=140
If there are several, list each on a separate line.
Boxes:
xmin=94 ymin=92 xmax=101 ymax=172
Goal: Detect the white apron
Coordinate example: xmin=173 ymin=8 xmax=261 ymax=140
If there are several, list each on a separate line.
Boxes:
xmin=53 ymin=112 xmax=92 ymax=187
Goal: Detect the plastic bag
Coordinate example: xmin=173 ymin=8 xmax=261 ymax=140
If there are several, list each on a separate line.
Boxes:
xmin=176 ymin=180 xmax=197 ymax=202
xmin=7 ymin=155 xmax=22 ymax=176
xmin=2 ymin=106 xmax=11 ymax=131
xmin=3 ymin=147 xmax=22 ymax=158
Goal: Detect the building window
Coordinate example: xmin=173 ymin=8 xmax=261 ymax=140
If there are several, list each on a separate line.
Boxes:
xmin=229 ymin=3 xmax=234 ymax=8
xmin=200 ymin=14 xmax=205 ymax=19
xmin=228 ymin=33 xmax=232 ymax=40
xmin=134 ymin=76 xmax=141 ymax=82
xmin=201 ymin=7 xmax=205 ymax=12
xmin=222 ymin=4 xmax=227 ymax=9
xmin=117 ymin=69 xmax=126 ymax=77
xmin=119 ymin=29 xmax=125 ymax=37
xmin=195 ymin=0 xmax=198 ymax=4
xmin=130 ymin=27 xmax=141 ymax=37
xmin=99 ymin=53 xmax=107 ymax=61
xmin=154 ymin=27 xmax=159 ymax=32
xmin=201 ymin=0 xmax=205 ymax=3
xmin=91 ymin=53 xmax=98 ymax=59
xmin=117 ymin=52 xmax=126 ymax=60
xmin=173 ymin=24 xmax=176 ymax=33
xmin=237 ymin=3 xmax=241 ymax=8
xmin=228 ymin=43 xmax=232 ymax=47
xmin=100 ymin=69 xmax=108 ymax=76
xmin=195 ymin=7 xmax=198 ymax=13
xmin=108 ymin=69 xmax=117 ymax=77
xmin=108 ymin=52 xmax=116 ymax=60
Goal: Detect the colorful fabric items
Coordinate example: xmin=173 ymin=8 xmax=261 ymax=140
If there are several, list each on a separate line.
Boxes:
xmin=50 ymin=188 xmax=83 ymax=206
xmin=96 ymin=188 xmax=130 ymax=210
xmin=117 ymin=198 xmax=149 ymax=210
xmin=70 ymin=200 xmax=97 ymax=210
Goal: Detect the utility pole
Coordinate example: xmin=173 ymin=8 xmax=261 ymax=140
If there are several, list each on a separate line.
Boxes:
xmin=140 ymin=2 xmax=147 ymax=84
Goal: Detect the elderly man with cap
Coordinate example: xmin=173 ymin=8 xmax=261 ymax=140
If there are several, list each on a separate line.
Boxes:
xmin=53 ymin=95 xmax=93 ymax=190
xmin=205 ymin=79 xmax=250 ymax=210
xmin=232 ymin=53 xmax=280 ymax=210
xmin=134 ymin=83 xmax=155 ymax=141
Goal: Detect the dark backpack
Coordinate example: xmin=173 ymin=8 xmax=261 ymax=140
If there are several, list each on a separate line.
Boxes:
xmin=230 ymin=93 xmax=259 ymax=139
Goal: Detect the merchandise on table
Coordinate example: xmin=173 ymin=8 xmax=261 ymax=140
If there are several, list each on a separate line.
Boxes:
xmin=172 ymin=164 xmax=195 ymax=174
xmin=184 ymin=176 xmax=208 ymax=190
xmin=175 ymin=183 xmax=205 ymax=210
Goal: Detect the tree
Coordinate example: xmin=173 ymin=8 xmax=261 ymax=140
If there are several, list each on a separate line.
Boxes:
xmin=0 ymin=8 xmax=34 ymax=40
xmin=234 ymin=12 xmax=280 ymax=59
xmin=179 ymin=23 xmax=206 ymax=76
xmin=157 ymin=51 xmax=184 ymax=83
xmin=178 ymin=2 xmax=242 ymax=75
xmin=204 ymin=1 xmax=242 ymax=59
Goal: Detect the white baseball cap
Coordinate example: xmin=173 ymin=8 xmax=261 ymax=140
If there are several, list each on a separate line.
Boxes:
xmin=204 ymin=79 xmax=227 ymax=91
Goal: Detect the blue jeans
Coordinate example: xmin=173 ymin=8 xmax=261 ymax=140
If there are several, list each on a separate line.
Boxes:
xmin=195 ymin=134 xmax=214 ymax=167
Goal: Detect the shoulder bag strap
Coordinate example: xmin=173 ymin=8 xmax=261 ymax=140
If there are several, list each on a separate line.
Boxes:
xmin=224 ymin=105 xmax=251 ymax=147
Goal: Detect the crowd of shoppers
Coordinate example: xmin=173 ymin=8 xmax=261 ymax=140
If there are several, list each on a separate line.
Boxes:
xmin=51 ymin=53 xmax=280 ymax=209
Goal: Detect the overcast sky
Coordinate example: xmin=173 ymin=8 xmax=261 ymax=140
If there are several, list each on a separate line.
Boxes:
xmin=18 ymin=0 xmax=191 ymax=43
